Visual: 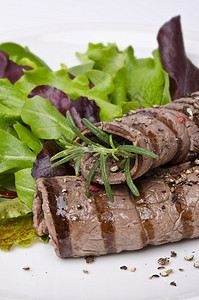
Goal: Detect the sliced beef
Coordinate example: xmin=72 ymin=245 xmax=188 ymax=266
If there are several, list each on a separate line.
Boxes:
xmin=33 ymin=166 xmax=199 ymax=258
xmin=144 ymin=161 xmax=193 ymax=178
xmin=75 ymin=93 xmax=199 ymax=185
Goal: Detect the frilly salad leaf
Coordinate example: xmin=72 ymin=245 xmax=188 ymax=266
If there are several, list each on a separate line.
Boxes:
xmin=76 ymin=42 xmax=126 ymax=73
xmin=0 ymin=214 xmax=38 ymax=251
xmin=76 ymin=42 xmax=171 ymax=113
xmin=125 ymin=47 xmax=171 ymax=107
xmin=0 ymin=198 xmax=38 ymax=251
xmin=0 ymin=197 xmax=30 ymax=219
xmin=67 ymin=62 xmax=94 ymax=77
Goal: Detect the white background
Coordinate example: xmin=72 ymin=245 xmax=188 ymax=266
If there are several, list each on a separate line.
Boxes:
xmin=0 ymin=0 xmax=199 ymax=33
xmin=0 ymin=0 xmax=199 ymax=69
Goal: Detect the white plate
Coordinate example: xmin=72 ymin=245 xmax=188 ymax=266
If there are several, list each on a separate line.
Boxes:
xmin=0 ymin=24 xmax=199 ymax=300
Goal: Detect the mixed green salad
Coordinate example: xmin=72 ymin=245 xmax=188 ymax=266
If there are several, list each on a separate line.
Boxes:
xmin=1 ymin=15 xmax=199 ymax=251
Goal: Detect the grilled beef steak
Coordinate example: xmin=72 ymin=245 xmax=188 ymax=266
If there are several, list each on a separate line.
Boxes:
xmin=33 ymin=166 xmax=199 ymax=258
xmin=75 ymin=93 xmax=199 ymax=185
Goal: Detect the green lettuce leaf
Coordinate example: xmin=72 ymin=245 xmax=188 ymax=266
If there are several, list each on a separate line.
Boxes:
xmin=0 ymin=197 xmax=30 ymax=219
xmin=77 ymin=42 xmax=126 ymax=75
xmin=0 ymin=198 xmax=49 ymax=251
xmin=0 ymin=129 xmax=36 ymax=174
xmin=0 ymin=79 xmax=27 ymax=120
xmin=16 ymin=67 xmax=122 ymax=121
xmin=0 ymin=214 xmax=38 ymax=251
xmin=125 ymin=47 xmax=171 ymax=107
xmin=67 ymin=62 xmax=94 ymax=76
xmin=0 ymin=42 xmax=51 ymax=70
xmin=0 ymin=198 xmax=37 ymax=251
xmin=14 ymin=122 xmax=43 ymax=154
xmin=0 ymin=117 xmax=18 ymax=137
xmin=77 ymin=43 xmax=171 ymax=114
xmin=15 ymin=168 xmax=36 ymax=210
xmin=0 ymin=174 xmax=15 ymax=190
xmin=21 ymin=95 xmax=74 ymax=140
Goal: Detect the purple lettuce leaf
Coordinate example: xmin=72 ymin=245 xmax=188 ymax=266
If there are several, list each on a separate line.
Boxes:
xmin=157 ymin=15 xmax=199 ymax=100
xmin=0 ymin=50 xmax=32 ymax=84
xmin=29 ymin=85 xmax=72 ymax=116
xmin=31 ymin=141 xmax=74 ymax=180
xmin=72 ymin=96 xmax=100 ymax=123
xmin=28 ymin=85 xmax=100 ymax=128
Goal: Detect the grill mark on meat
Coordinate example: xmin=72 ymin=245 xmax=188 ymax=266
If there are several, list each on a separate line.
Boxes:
xmin=127 ymin=187 xmax=148 ymax=246
xmin=44 ymin=178 xmax=72 ymax=257
xmin=92 ymin=190 xmax=116 ymax=253
xmin=174 ymin=187 xmax=194 ymax=238
xmin=133 ymin=190 xmax=155 ymax=242
xmin=33 ymin=165 xmax=199 ymax=258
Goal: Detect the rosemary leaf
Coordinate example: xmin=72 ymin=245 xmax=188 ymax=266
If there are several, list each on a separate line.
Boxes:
xmin=51 ymin=152 xmax=80 ymax=167
xmin=60 ymin=133 xmax=81 ymax=147
xmin=82 ymin=118 xmax=111 ymax=146
xmin=100 ymin=154 xmax=114 ymax=202
xmin=86 ymin=159 xmax=100 ymax=198
xmin=109 ymin=135 xmax=119 ymax=160
xmin=109 ymin=134 xmax=115 ymax=149
xmin=118 ymin=158 xmax=127 ymax=168
xmin=50 ymin=149 xmax=70 ymax=161
xmin=118 ymin=145 xmax=158 ymax=158
xmin=125 ymin=158 xmax=140 ymax=196
xmin=66 ymin=111 xmax=97 ymax=146
xmin=75 ymin=151 xmax=84 ymax=176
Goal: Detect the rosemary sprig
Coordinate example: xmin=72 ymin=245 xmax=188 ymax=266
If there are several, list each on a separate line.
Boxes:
xmin=100 ymin=154 xmax=114 ymax=202
xmin=51 ymin=112 xmax=158 ymax=202
xmin=125 ymin=158 xmax=140 ymax=196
